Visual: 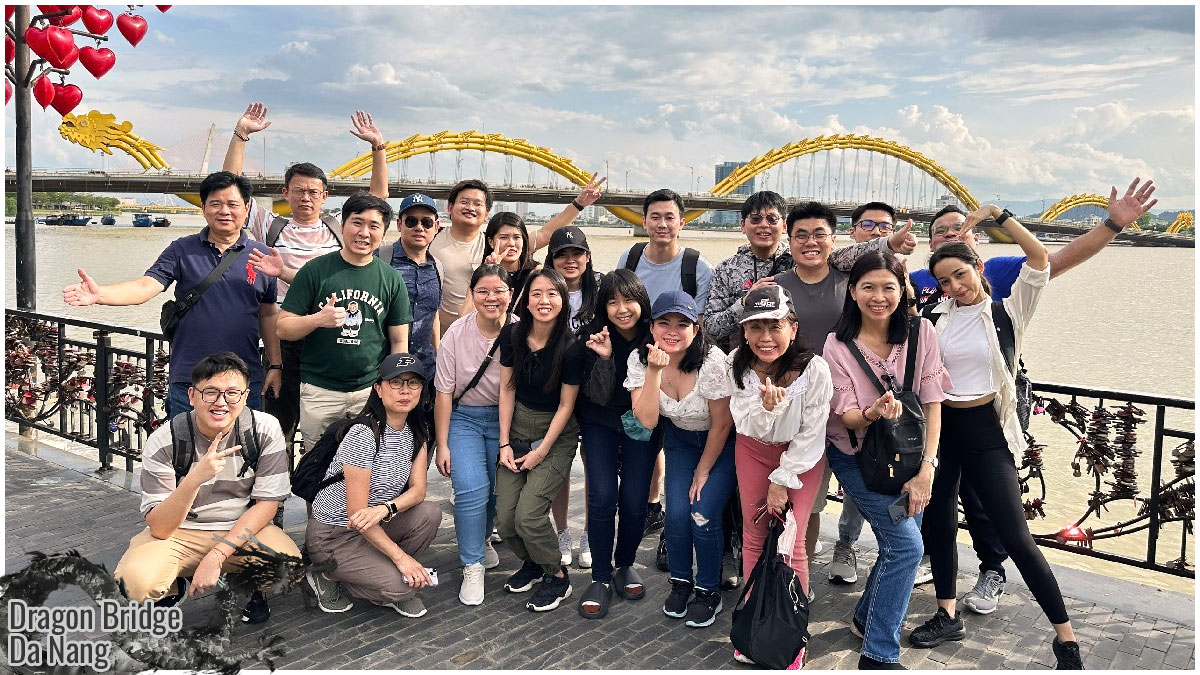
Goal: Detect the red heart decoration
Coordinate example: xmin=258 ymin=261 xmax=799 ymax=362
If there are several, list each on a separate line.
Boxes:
xmin=6 ymin=6 xmax=15 ymax=21
xmin=45 ymin=26 xmax=76 ymax=68
xmin=156 ymin=5 xmax=171 ymax=12
xmin=79 ymin=46 xmax=115 ymax=78
xmin=51 ymin=83 xmax=82 ymax=116
xmin=37 ymin=5 xmax=60 ymax=16
xmin=5 ymin=80 xmax=11 ymax=106
xmin=24 ymin=26 xmax=56 ymax=63
xmin=49 ymin=5 xmax=82 ymax=27
xmin=81 ymin=6 xmax=114 ymax=35
xmin=116 ymin=13 xmax=147 ymax=47
xmin=5 ymin=35 xmax=14 ymax=64
xmin=32 ymin=74 xmax=55 ymax=109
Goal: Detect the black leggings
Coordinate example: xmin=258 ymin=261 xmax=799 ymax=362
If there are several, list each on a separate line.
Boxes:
xmin=926 ymin=404 xmax=1069 ymax=625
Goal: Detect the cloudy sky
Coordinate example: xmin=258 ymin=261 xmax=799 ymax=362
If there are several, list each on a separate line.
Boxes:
xmin=5 ymin=4 xmax=1196 ymax=209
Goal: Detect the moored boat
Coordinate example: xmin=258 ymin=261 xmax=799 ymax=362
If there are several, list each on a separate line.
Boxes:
xmin=132 ymin=213 xmax=153 ymax=227
xmin=152 ymin=216 xmax=171 ymax=227
xmin=100 ymin=215 xmax=117 ymax=226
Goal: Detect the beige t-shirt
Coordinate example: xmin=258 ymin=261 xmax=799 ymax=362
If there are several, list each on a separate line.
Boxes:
xmin=428 ymin=227 xmax=486 ymax=318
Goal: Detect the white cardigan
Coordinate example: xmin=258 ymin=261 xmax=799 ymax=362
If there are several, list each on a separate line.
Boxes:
xmin=927 ymin=262 xmax=1049 ymax=460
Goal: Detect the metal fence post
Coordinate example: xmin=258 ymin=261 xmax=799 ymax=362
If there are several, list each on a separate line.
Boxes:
xmin=94 ymin=330 xmax=112 ymax=471
xmin=1146 ymin=405 xmax=1167 ymax=566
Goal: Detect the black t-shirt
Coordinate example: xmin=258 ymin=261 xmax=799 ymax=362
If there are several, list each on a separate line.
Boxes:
xmin=499 ymin=322 xmax=585 ymax=412
xmin=577 ymin=328 xmax=643 ymax=429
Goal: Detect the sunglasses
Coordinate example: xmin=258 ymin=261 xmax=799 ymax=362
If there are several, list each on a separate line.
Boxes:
xmin=404 ymin=215 xmax=437 ymax=230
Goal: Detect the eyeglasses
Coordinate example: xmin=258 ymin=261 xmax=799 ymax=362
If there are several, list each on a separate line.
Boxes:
xmin=456 ymin=199 xmax=486 ymax=209
xmin=791 ymin=231 xmax=831 ymax=243
xmin=287 ymin=188 xmax=325 ymax=199
xmin=854 ymin=219 xmax=893 ymax=232
xmin=746 ymin=214 xmax=782 ymax=227
xmin=932 ymin=223 xmax=967 ymax=236
xmin=404 ymin=215 xmax=437 ymax=230
xmin=197 ymin=388 xmax=246 ymax=404
xmin=383 ymin=378 xmax=424 ymax=391
xmin=473 ymin=288 xmax=511 ymax=297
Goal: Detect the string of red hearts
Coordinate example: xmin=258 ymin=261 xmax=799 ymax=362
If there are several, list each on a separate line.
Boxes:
xmin=5 ymin=4 xmax=171 ymax=114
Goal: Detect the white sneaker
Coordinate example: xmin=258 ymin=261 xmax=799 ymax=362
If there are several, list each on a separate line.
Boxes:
xmin=483 ymin=540 xmax=500 ymax=569
xmin=459 ymin=562 xmax=486 ymax=606
xmin=813 ymin=539 xmax=824 ymax=556
xmin=558 ymin=527 xmax=574 ymax=567
xmin=578 ymin=529 xmax=592 ymax=569
xmin=489 ymin=527 xmax=502 ymax=543
xmin=914 ymin=555 xmax=934 ymax=586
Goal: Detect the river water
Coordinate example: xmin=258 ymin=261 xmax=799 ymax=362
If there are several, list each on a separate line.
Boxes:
xmin=4 ymin=218 xmax=1195 ymax=592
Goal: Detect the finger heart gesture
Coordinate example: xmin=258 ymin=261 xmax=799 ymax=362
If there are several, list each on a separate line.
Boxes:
xmin=585 ymin=326 xmax=612 ymax=358
xmin=646 ymin=341 xmax=670 ymax=370
xmin=758 ymin=376 xmax=787 ymax=411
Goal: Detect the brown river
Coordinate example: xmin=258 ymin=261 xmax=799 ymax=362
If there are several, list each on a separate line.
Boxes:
xmin=4 ymin=219 xmax=1195 ymax=593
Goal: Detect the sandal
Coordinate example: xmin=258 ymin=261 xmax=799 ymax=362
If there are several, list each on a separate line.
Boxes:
xmin=613 ymin=566 xmax=646 ymax=601
xmin=577 ymin=581 xmax=612 ymax=620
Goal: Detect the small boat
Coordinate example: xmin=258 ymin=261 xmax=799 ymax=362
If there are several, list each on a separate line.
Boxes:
xmin=132 ymin=213 xmax=153 ymax=228
xmin=46 ymin=213 xmax=90 ymax=226
xmin=100 ymin=215 xmax=117 ymax=226
xmin=152 ymin=216 xmax=171 ymax=228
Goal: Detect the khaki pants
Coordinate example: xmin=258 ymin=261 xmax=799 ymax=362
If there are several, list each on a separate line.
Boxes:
xmin=494 ymin=403 xmax=579 ymax=575
xmin=114 ymin=524 xmax=300 ymax=602
xmin=304 ymin=501 xmax=442 ymax=605
xmin=298 ymin=382 xmax=372 ymax=454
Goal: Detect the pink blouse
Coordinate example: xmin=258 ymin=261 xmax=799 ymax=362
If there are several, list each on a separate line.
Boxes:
xmin=822 ymin=318 xmax=953 ymax=456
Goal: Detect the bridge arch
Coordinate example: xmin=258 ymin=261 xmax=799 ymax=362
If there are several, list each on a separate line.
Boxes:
xmin=1167 ymin=212 xmax=1193 ymax=234
xmin=1040 ymin=193 xmax=1141 ymax=231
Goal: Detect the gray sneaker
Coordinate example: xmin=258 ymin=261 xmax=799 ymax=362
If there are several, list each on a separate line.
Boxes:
xmin=828 ymin=540 xmax=858 ymax=584
xmin=913 ymin=555 xmax=934 ymax=586
xmin=305 ymin=570 xmax=353 ymax=613
xmin=961 ymin=570 xmax=1005 ymax=614
xmin=391 ymin=596 xmax=427 ymax=618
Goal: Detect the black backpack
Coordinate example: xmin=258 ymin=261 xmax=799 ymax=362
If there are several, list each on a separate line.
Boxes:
xmin=844 ymin=321 xmax=927 ymax=495
xmin=729 ymin=508 xmax=810 ymax=669
xmin=623 ymin=242 xmax=700 ymax=298
xmin=291 ymin=416 xmax=366 ymax=502
xmin=923 ymin=300 xmax=1033 ymax=431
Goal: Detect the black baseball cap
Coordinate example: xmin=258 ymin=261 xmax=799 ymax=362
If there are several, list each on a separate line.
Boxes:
xmin=548 ymin=226 xmax=590 ymax=256
xmin=378 ymin=353 xmax=424 ymax=381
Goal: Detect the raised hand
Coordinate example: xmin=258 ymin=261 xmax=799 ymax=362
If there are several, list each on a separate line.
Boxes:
xmin=576 ymin=172 xmax=607 ymax=207
xmin=187 ymin=432 xmax=242 ymax=485
xmin=317 ymin=293 xmax=348 ymax=328
xmin=248 ymin=247 xmax=285 ymax=278
xmin=62 ymin=268 xmax=101 ymax=306
xmin=758 ymin=376 xmax=787 ymax=411
xmin=349 ymin=110 xmax=384 ymax=148
xmin=887 ymin=219 xmax=917 ymax=254
xmin=235 ymin=102 xmax=271 ymax=136
xmin=484 ymin=245 xmax=517 ymax=266
xmin=585 ymin=326 xmax=612 ymax=359
xmin=645 ymin=341 xmax=670 ymax=371
xmin=1107 ymin=177 xmax=1158 ymax=228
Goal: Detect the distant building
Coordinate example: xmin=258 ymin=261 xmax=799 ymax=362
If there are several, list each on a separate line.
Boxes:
xmin=934 ymin=194 xmax=959 ymax=210
xmin=713 ymin=162 xmax=755 ymax=225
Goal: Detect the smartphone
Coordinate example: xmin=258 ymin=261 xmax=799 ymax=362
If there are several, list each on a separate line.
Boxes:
xmin=888 ymin=492 xmax=911 ymax=525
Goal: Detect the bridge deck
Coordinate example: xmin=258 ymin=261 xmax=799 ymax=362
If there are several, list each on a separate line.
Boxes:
xmin=4 ymin=434 xmax=1195 ymax=671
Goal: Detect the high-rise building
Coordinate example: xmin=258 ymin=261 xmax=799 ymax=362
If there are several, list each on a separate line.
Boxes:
xmin=713 ymin=162 xmax=755 ymax=225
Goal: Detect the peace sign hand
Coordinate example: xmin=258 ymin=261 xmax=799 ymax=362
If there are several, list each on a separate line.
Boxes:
xmin=646 ymin=342 xmax=670 ymax=371
xmin=576 ymin=172 xmax=607 ymax=207
xmin=484 ymin=246 xmax=517 ymax=266
xmin=187 ymin=431 xmax=243 ymax=485
xmin=585 ymin=326 xmax=612 ymax=359
xmin=758 ymin=376 xmax=787 ymax=412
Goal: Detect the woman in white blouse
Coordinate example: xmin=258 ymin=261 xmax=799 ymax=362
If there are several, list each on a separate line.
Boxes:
xmin=626 ymin=290 xmax=735 ymax=630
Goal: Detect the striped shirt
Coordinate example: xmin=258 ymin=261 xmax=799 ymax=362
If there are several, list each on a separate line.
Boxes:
xmin=246 ymin=200 xmax=343 ymax=303
xmin=311 ymin=422 xmax=416 ymax=528
xmin=138 ymin=410 xmax=291 ymax=531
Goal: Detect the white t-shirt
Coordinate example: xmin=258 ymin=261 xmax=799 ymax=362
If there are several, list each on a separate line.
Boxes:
xmin=938 ymin=300 xmax=995 ymax=400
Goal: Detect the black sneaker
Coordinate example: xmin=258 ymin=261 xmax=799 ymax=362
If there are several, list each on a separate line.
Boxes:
xmin=526 ymin=568 xmax=572 ymax=612
xmin=909 ymin=607 xmax=965 ymax=648
xmin=663 ymin=578 xmax=693 ymax=618
xmin=504 ymin=559 xmax=544 ymax=593
xmin=154 ymin=577 xmax=188 ymax=608
xmin=1053 ymin=638 xmax=1085 ymax=670
xmin=241 ymin=590 xmax=270 ymax=624
xmin=656 ymin=533 xmax=669 ymax=572
xmin=859 ymin=654 xmax=907 ymax=669
xmin=684 ymin=587 xmax=723 ymax=628
xmin=644 ymin=502 xmax=665 ymax=536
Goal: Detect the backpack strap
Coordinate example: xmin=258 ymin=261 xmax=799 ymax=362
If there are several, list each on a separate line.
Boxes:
xmin=624 ymin=242 xmax=647 ymax=273
xmin=319 ymin=214 xmax=345 ymax=248
xmin=235 ymin=408 xmax=261 ymax=477
xmin=681 ymin=248 xmax=700 ymax=298
xmin=991 ymin=300 xmax=1017 ymax=375
xmin=169 ymin=412 xmax=194 ymax=485
xmin=265 ymin=216 xmax=289 ymax=248
xmin=902 ymin=320 xmax=920 ymax=393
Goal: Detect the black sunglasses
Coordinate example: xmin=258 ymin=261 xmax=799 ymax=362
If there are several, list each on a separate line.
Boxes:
xmin=404 ymin=215 xmax=437 ymax=230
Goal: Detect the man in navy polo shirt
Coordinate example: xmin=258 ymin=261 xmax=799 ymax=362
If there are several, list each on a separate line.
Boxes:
xmin=381 ymin=193 xmax=442 ymax=380
xmin=63 ymin=172 xmax=281 ymax=418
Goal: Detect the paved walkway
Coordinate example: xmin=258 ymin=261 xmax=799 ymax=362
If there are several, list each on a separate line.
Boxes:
xmin=4 ymin=435 xmax=1195 ymax=670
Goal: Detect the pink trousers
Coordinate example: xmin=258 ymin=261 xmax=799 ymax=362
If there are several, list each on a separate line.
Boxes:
xmin=735 ymin=434 xmax=827 ymax=595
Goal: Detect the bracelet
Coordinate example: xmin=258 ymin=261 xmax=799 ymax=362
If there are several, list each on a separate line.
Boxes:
xmin=210 ymin=548 xmax=230 ymax=560
xmin=570 ymin=199 xmax=585 ymax=211
xmin=372 ymin=142 xmax=388 ymax=153
xmin=499 ymin=443 xmax=511 ymax=450
xmin=232 ymin=129 xmax=249 ymax=142
xmin=1103 ymin=218 xmax=1124 ymax=234
xmin=864 ymin=409 xmax=880 ymax=422
xmin=267 ymin=364 xmax=282 ymax=371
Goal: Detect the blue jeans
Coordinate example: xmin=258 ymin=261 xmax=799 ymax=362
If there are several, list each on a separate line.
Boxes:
xmin=448 ymin=405 xmax=501 ymax=566
xmin=580 ymin=420 xmax=658 ymax=583
xmin=662 ymin=420 xmax=736 ymax=591
xmin=838 ymin=491 xmax=866 ymax=546
xmin=827 ymin=446 xmax=924 ymax=664
xmin=167 ymin=381 xmax=263 ymax=419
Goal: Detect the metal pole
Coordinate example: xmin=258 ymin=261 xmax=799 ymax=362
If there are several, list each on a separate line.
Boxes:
xmin=14 ymin=5 xmax=37 ymax=310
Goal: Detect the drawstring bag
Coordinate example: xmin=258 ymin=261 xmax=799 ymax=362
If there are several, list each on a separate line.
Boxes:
xmin=730 ymin=509 xmax=810 ymax=669
xmin=620 ymin=409 xmax=654 ymax=441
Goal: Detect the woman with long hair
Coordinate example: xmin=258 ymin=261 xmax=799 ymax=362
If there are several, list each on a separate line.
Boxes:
xmin=626 ymin=290 xmax=736 ymax=629
xmin=822 ymin=250 xmax=950 ymax=668
xmin=495 ymin=268 xmax=586 ymax=612
xmin=726 ymin=285 xmax=833 ymax=667
xmin=573 ymin=269 xmax=657 ymax=619
xmin=459 ymin=212 xmax=538 ymax=316
xmin=913 ymin=206 xmax=1083 ymax=669
xmin=433 ymin=264 xmax=513 ymax=606
xmin=304 ymin=354 xmax=442 ymax=618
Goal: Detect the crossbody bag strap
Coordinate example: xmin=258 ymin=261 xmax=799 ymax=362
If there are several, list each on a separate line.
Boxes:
xmin=177 ymin=248 xmax=242 ymax=313
xmin=453 ymin=319 xmax=506 ymax=406
xmin=842 ymin=338 xmax=888 ymax=450
xmin=902 ymin=320 xmax=920 ymax=393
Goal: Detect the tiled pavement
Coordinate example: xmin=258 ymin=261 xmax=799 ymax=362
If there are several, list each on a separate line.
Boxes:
xmin=4 ymin=437 xmax=1195 ymax=670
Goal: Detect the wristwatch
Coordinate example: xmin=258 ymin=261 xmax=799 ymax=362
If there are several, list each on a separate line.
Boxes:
xmin=995 ymin=208 xmax=1013 ymax=226
xmin=921 ymin=456 xmax=939 ymax=469
xmin=267 ymin=364 xmax=283 ymax=371
xmin=382 ymin=501 xmax=399 ymax=522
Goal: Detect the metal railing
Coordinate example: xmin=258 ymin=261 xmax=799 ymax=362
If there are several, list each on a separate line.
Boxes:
xmin=4 ymin=308 xmax=1194 ymax=577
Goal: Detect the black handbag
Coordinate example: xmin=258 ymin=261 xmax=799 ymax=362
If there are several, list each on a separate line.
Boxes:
xmin=729 ymin=510 xmax=809 ymax=669
xmin=845 ymin=321 xmax=926 ymax=495
xmin=159 ymin=250 xmax=242 ymax=341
